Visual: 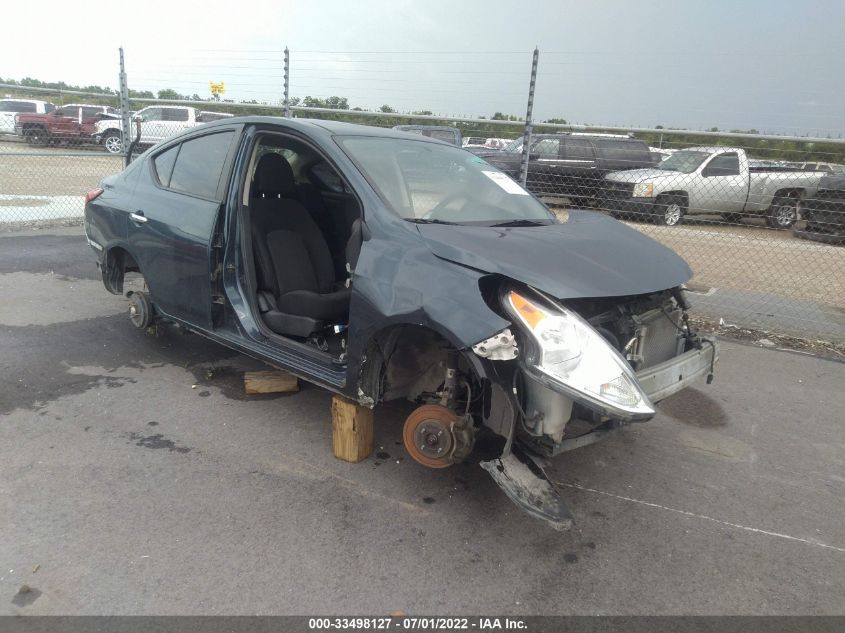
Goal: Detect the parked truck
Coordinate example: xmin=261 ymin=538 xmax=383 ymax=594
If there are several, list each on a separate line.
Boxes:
xmin=796 ymin=173 xmax=845 ymax=244
xmin=94 ymin=105 xmax=232 ymax=154
xmin=14 ymin=103 xmax=116 ymax=145
xmin=599 ymin=147 xmax=823 ymax=228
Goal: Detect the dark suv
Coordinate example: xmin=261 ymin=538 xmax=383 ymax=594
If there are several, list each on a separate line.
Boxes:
xmin=797 ymin=173 xmax=845 ymax=244
xmin=481 ymin=133 xmax=653 ymax=205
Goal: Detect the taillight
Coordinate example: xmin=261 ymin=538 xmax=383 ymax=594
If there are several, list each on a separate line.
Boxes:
xmin=85 ymin=188 xmax=104 ymax=205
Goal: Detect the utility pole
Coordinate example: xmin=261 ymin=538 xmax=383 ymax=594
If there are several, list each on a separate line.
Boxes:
xmin=118 ymin=47 xmax=131 ymax=160
xmin=519 ymin=47 xmax=539 ymax=187
xmin=284 ymin=46 xmax=291 ymax=118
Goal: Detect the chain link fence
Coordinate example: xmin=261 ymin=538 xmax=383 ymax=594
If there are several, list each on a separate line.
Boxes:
xmin=1 ymin=49 xmax=843 ymax=343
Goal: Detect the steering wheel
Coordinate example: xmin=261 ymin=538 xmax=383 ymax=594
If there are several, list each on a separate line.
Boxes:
xmin=421 ymin=192 xmax=473 ymax=220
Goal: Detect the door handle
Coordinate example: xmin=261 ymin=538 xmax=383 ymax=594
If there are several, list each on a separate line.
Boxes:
xmin=129 ymin=211 xmax=147 ymax=224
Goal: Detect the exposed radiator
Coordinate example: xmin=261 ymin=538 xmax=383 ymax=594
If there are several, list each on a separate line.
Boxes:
xmin=636 ymin=307 xmax=686 ymax=369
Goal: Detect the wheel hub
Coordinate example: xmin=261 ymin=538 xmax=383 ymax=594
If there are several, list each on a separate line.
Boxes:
xmin=665 ymin=204 xmax=681 ymax=225
xmin=403 ymin=404 xmax=465 ymax=469
xmin=413 ymin=419 xmax=454 ymax=460
xmin=776 ymin=206 xmax=795 ymax=224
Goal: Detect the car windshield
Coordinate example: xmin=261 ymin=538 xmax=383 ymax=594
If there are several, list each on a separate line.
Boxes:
xmin=657 ymin=150 xmax=711 ymax=173
xmin=340 ymin=136 xmax=555 ymax=225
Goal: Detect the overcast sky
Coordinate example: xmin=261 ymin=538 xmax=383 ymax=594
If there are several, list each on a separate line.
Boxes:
xmin=3 ymin=0 xmax=844 ymax=135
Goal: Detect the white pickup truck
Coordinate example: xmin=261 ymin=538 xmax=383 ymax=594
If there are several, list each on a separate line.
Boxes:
xmin=599 ymin=146 xmax=823 ymax=228
xmin=94 ymin=105 xmax=232 ymax=154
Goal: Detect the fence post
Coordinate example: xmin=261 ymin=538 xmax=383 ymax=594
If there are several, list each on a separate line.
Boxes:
xmin=284 ymin=46 xmax=291 ymax=118
xmin=519 ymin=47 xmax=539 ymax=187
xmin=118 ymin=47 xmax=131 ymax=161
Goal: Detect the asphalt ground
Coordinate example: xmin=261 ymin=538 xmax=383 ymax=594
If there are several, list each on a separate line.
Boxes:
xmin=1 ymin=226 xmax=844 ymax=615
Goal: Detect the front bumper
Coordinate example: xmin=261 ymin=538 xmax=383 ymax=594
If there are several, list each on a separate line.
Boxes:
xmin=483 ymin=338 xmax=718 ymax=531
xmin=598 ymin=195 xmax=656 ymax=216
xmin=521 ymin=338 xmax=718 ymax=456
xmin=636 ymin=339 xmax=718 ymax=402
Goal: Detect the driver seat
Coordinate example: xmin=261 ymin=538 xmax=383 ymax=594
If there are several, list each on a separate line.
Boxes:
xmin=251 ymin=153 xmax=352 ymax=338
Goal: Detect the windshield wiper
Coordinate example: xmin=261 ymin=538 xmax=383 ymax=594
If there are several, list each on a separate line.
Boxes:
xmin=407 ymin=218 xmax=459 ymax=225
xmin=488 ymin=219 xmax=550 ymax=227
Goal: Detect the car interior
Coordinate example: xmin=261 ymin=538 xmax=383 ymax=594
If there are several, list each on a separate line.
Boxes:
xmin=243 ymin=133 xmax=363 ymax=359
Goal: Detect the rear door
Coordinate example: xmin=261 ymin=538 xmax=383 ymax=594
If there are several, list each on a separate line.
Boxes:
xmin=80 ymin=106 xmax=104 ymax=136
xmin=526 ymin=137 xmax=562 ymax=197
xmin=127 ymin=128 xmax=240 ymax=328
xmin=52 ymin=106 xmax=82 ymax=140
xmin=560 ymin=137 xmax=599 ymax=199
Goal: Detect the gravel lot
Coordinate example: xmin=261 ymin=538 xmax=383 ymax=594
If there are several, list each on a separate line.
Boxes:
xmin=1 ymin=227 xmax=844 ymax=615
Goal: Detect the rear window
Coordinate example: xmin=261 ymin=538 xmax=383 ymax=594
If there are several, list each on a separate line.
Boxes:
xmin=425 ymin=130 xmax=458 ymax=144
xmin=532 ymin=138 xmax=560 ymax=157
xmin=562 ymin=138 xmax=594 ymax=161
xmin=596 ymin=139 xmax=649 ymax=167
xmin=162 ymin=108 xmax=190 ymax=122
xmin=0 ymin=100 xmax=37 ymax=113
xmin=167 ymin=131 xmax=235 ymax=199
xmin=153 ymin=145 xmax=179 ymax=187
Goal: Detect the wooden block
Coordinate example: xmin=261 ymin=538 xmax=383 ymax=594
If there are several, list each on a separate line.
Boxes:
xmin=244 ymin=370 xmax=299 ymax=395
xmin=331 ymin=395 xmax=374 ymax=463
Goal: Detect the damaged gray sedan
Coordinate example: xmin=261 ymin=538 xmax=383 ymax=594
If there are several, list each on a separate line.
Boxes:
xmin=84 ymin=117 xmax=717 ymax=529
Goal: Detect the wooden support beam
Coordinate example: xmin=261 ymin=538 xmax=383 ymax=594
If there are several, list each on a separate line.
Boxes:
xmin=331 ymin=395 xmax=374 ymax=463
xmin=243 ymin=370 xmax=299 ymax=395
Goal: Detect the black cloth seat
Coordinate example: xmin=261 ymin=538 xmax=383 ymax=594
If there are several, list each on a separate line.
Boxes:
xmin=250 ymin=153 xmax=352 ymax=337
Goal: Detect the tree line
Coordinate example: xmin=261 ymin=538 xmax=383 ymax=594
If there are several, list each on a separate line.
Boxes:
xmin=2 ymin=76 xmax=842 ymax=163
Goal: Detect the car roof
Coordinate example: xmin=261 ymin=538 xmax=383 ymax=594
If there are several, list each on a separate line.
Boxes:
xmin=59 ymin=103 xmax=111 ymax=108
xmin=142 ymin=104 xmax=192 ymax=110
xmin=393 ymin=124 xmax=457 ymax=132
xmin=1 ymin=98 xmax=52 ymax=105
xmin=683 ymin=146 xmax=744 ymax=153
xmin=196 ymin=115 xmax=452 ymax=143
xmin=530 ymin=133 xmax=642 ymax=142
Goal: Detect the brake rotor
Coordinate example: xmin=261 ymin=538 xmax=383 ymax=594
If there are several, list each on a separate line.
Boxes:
xmin=128 ymin=291 xmax=153 ymax=330
xmin=403 ymin=404 xmax=459 ymax=469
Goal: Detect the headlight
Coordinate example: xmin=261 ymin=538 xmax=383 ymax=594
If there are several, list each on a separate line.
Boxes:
xmin=505 ymin=290 xmax=655 ymax=419
xmin=633 ymin=182 xmax=654 ymax=198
